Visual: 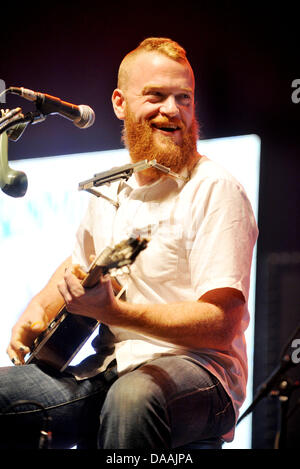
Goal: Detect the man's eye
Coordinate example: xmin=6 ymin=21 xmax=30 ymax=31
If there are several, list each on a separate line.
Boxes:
xmin=147 ymin=92 xmax=164 ymax=103
xmin=178 ymin=94 xmax=191 ymax=103
xmin=150 ymin=92 xmax=163 ymax=98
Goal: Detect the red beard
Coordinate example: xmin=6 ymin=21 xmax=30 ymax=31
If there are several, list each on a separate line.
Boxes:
xmin=122 ymin=106 xmax=199 ymax=175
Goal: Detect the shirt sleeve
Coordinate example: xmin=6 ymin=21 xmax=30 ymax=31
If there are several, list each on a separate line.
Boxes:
xmin=188 ymin=177 xmax=258 ymax=302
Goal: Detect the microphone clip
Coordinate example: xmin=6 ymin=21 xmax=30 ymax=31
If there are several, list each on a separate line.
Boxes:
xmin=0 ymin=107 xmax=46 ymax=137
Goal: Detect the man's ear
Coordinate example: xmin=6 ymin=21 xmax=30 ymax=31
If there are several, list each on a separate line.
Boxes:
xmin=112 ymin=88 xmax=126 ymax=120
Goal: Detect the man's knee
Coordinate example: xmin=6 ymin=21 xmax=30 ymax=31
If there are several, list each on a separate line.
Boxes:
xmin=101 ymin=368 xmax=168 ymax=423
xmin=99 ymin=369 xmax=171 ymax=448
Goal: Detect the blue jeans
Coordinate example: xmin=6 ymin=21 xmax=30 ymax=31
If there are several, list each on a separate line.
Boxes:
xmin=0 ymin=356 xmax=235 ymax=449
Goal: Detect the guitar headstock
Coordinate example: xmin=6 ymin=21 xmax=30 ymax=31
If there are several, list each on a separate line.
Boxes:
xmin=91 ymin=236 xmax=148 ymax=275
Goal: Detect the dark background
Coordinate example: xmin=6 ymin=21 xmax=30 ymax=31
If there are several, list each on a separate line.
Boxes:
xmin=1 ymin=1 xmax=300 ymax=448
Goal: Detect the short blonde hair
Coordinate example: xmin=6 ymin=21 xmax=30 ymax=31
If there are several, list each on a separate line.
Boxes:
xmin=118 ymin=37 xmax=189 ymax=90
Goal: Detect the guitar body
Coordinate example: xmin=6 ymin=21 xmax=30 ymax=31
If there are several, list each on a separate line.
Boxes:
xmin=26 ymin=308 xmax=99 ymax=371
xmin=25 ymin=237 xmax=147 ymax=372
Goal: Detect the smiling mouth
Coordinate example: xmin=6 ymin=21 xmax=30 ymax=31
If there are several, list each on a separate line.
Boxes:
xmin=152 ymin=124 xmax=181 ymax=133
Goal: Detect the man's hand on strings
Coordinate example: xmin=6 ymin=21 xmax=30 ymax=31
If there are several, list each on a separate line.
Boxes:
xmin=57 ymin=265 xmax=118 ymax=324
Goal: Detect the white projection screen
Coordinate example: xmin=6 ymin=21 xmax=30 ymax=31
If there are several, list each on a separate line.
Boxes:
xmin=0 ymin=134 xmax=260 ymax=449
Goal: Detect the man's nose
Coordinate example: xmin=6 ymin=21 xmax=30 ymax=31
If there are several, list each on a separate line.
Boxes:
xmin=159 ymin=95 xmax=179 ymax=118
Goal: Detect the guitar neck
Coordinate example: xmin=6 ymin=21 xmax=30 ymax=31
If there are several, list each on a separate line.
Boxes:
xmin=82 ymin=264 xmax=104 ymax=288
xmin=81 ymin=245 xmax=114 ymax=288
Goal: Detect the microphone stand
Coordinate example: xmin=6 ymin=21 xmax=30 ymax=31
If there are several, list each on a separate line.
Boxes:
xmin=0 ymin=108 xmax=46 ymax=136
xmin=237 ymin=320 xmax=300 ymax=448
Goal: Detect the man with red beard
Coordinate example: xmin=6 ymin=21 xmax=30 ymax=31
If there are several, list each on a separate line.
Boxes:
xmin=1 ymin=38 xmax=258 ymax=449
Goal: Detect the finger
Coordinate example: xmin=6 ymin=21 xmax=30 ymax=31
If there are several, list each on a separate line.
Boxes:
xmin=30 ymin=320 xmax=47 ymax=332
xmin=99 ymin=273 xmax=111 ymax=285
xmin=14 ymin=340 xmax=31 ymax=355
xmin=7 ymin=318 xmax=46 ymax=365
xmin=6 ymin=343 xmax=20 ymax=364
xmin=6 ymin=343 xmax=27 ymax=365
xmin=57 ymin=279 xmax=73 ymax=303
xmin=9 ymin=353 xmax=23 ymax=366
xmin=64 ymin=270 xmax=85 ymax=297
xmin=9 ymin=330 xmax=32 ymax=354
xmin=10 ymin=322 xmax=32 ymax=350
xmin=23 ymin=317 xmax=48 ymax=333
xmin=65 ymin=264 xmax=86 ymax=280
xmin=72 ymin=264 xmax=87 ymax=281
xmin=89 ymin=254 xmax=96 ymax=266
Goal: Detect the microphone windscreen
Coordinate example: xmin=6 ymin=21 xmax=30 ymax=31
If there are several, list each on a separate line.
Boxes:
xmin=75 ymin=105 xmax=95 ymax=129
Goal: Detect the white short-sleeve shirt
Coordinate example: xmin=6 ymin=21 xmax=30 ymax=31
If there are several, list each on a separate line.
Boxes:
xmin=72 ymin=155 xmax=258 ymax=436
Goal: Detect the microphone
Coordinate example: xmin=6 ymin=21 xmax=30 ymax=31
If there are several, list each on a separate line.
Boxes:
xmin=8 ymin=87 xmax=95 ymax=129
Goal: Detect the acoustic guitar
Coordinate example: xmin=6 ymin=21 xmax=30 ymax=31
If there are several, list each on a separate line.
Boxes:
xmin=25 ymin=236 xmax=148 ymax=372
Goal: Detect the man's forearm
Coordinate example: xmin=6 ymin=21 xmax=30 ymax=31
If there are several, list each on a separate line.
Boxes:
xmin=36 ymin=256 xmax=72 ymax=321
xmin=14 ymin=256 xmax=72 ymax=331
xmin=108 ymin=288 xmax=245 ymax=351
xmin=60 ymin=267 xmax=245 ymax=352
xmin=7 ymin=256 xmax=73 ymax=364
